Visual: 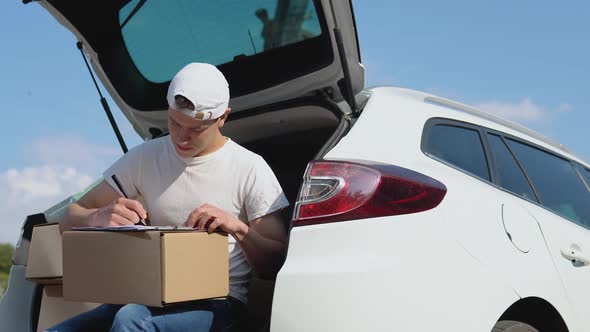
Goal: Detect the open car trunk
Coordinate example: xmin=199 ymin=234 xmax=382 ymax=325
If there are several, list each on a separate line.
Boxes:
xmin=224 ymin=98 xmax=345 ymax=208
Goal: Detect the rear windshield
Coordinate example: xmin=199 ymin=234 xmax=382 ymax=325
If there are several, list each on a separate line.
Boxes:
xmin=119 ymin=0 xmax=323 ymax=83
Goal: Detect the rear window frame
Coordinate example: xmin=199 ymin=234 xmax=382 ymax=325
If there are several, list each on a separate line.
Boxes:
xmin=422 ymin=117 xmax=590 ymax=231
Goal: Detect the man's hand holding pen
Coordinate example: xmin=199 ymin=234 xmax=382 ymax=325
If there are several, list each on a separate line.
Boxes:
xmin=110 ymin=174 xmax=149 ymax=226
xmin=90 ymin=197 xmax=148 ymax=227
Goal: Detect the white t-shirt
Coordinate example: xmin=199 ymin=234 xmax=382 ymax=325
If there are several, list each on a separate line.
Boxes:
xmin=103 ymin=136 xmax=289 ymax=304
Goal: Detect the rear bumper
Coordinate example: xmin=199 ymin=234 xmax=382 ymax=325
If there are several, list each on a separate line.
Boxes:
xmin=271 ymin=212 xmax=518 ymax=331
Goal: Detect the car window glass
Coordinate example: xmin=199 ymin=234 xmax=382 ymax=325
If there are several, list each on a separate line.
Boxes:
xmin=487 ymin=135 xmax=536 ymax=201
xmin=579 ymin=167 xmax=590 ymax=190
xmin=425 ymin=125 xmax=490 ymax=181
xmin=119 ymin=0 xmax=323 ymax=83
xmin=507 ymin=139 xmax=590 ymax=227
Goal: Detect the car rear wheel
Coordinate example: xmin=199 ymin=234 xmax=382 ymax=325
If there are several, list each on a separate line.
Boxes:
xmin=492 ymin=320 xmax=539 ymax=332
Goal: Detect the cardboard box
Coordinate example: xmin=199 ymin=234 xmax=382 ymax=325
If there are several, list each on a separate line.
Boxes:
xmin=62 ymin=230 xmax=229 ymax=307
xmin=26 ymin=223 xmax=63 ymax=283
xmin=37 ymin=285 xmax=100 ymax=332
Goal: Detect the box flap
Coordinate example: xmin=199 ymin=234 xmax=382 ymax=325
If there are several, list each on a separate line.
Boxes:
xmin=161 ymin=232 xmax=229 ymax=304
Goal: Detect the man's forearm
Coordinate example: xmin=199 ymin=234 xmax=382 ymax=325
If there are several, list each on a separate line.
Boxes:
xmin=60 ymin=203 xmax=98 ymax=233
xmin=235 ymin=224 xmax=286 ymax=277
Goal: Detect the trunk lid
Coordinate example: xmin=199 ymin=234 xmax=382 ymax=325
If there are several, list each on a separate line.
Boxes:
xmin=35 ymin=0 xmax=364 ymax=139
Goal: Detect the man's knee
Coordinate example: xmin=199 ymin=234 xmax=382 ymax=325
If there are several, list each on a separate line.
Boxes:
xmin=111 ymin=304 xmax=152 ymax=331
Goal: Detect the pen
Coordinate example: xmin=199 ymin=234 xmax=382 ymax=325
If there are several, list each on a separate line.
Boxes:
xmin=110 ymin=174 xmax=148 ymax=226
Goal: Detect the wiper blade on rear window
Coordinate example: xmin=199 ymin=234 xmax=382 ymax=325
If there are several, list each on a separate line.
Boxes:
xmin=120 ymin=0 xmax=148 ymax=29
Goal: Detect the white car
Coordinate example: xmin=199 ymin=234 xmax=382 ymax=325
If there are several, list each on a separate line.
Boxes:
xmin=2 ymin=1 xmax=589 ymax=332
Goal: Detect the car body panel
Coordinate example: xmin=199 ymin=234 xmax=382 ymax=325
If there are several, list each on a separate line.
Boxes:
xmin=273 ymin=213 xmax=519 ymax=331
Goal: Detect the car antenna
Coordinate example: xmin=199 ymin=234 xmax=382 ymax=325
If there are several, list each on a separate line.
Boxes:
xmin=328 ymin=0 xmax=359 ymax=117
xmin=76 ymin=41 xmax=128 ymax=154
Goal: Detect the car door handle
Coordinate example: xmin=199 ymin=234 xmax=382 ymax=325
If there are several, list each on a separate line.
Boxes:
xmin=560 ymin=247 xmax=590 ymax=266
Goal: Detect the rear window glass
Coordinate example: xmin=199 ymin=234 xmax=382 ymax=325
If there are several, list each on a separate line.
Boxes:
xmin=119 ymin=0 xmax=323 ymax=83
xmin=507 ymin=139 xmax=590 ymax=227
xmin=487 ymin=134 xmax=536 ymax=201
xmin=424 ymin=125 xmax=490 ymax=181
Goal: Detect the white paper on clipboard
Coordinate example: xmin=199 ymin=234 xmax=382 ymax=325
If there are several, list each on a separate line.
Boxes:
xmin=72 ymin=225 xmax=195 ymax=232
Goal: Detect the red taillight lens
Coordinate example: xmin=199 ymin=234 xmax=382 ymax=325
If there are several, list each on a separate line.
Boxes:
xmin=293 ymin=160 xmax=447 ymax=226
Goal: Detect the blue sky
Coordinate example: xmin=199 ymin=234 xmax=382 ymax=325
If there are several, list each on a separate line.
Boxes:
xmin=0 ymin=0 xmax=589 ymax=243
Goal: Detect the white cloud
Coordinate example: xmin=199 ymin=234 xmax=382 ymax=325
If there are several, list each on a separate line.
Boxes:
xmin=24 ymin=135 xmax=121 ymax=173
xmin=473 ymin=98 xmax=574 ymax=124
xmin=0 ymin=165 xmax=95 ymax=244
xmin=0 ymin=136 xmax=121 ymax=245
xmin=2 ymin=166 xmax=93 ymax=199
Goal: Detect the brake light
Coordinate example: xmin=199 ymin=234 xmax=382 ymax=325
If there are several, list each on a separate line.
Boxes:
xmin=292 ymin=160 xmax=446 ymax=226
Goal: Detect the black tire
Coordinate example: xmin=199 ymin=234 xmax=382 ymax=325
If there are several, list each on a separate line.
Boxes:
xmin=492 ymin=320 xmax=539 ymax=332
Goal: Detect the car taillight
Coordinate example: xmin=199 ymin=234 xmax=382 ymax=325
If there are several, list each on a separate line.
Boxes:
xmin=292 ymin=160 xmax=447 ymax=226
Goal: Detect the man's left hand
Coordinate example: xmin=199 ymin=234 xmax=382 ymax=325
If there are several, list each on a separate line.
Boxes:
xmin=184 ymin=203 xmax=248 ymax=239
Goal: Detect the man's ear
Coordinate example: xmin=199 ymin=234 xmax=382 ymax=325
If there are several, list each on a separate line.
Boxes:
xmin=217 ymin=108 xmax=231 ymax=127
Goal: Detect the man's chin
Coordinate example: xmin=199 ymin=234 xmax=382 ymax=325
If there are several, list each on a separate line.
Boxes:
xmin=175 ymin=146 xmax=195 ymax=157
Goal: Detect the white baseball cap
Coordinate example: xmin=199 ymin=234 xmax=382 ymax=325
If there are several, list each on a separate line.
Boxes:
xmin=166 ymin=63 xmax=230 ymax=120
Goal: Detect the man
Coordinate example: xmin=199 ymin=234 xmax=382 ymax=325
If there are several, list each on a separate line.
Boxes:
xmin=48 ymin=63 xmax=289 ymax=332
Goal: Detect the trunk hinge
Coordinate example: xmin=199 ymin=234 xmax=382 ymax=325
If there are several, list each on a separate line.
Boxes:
xmin=328 ymin=0 xmax=359 ymax=117
xmin=76 ymin=41 xmax=128 ymax=154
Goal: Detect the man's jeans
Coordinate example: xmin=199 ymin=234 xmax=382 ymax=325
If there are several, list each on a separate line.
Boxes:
xmin=44 ymin=297 xmax=244 ymax=332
